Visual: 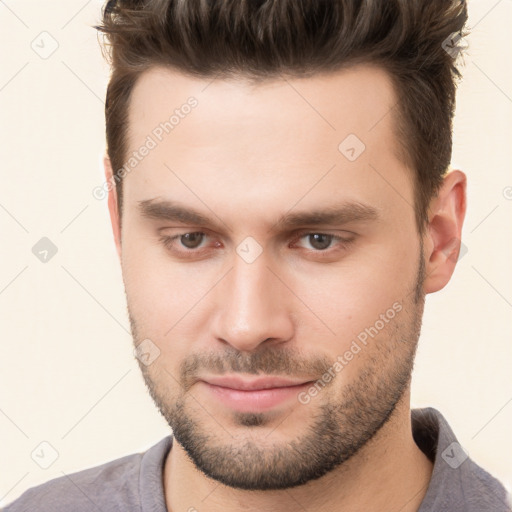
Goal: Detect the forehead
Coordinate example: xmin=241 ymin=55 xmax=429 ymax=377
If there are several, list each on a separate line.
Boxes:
xmin=122 ymin=64 xmax=414 ymax=230
xmin=127 ymin=63 xmax=399 ymax=147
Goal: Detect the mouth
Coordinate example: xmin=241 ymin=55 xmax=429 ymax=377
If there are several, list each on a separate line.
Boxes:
xmin=198 ymin=375 xmax=314 ymax=412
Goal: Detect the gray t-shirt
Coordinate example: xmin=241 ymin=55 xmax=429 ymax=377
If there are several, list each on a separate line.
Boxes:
xmin=3 ymin=408 xmax=510 ymax=511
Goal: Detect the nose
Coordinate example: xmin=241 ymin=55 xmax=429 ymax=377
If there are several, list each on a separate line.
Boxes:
xmin=211 ymin=251 xmax=295 ymax=352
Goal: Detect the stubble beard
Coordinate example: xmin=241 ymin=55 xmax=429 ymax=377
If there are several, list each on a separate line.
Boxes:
xmin=129 ymin=251 xmax=426 ymax=490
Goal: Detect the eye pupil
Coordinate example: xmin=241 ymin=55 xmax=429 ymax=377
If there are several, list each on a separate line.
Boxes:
xmin=309 ymin=234 xmax=332 ymax=250
xmin=181 ymin=232 xmax=203 ymax=249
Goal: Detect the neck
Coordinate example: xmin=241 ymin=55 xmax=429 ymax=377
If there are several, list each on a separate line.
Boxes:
xmin=163 ymin=391 xmax=433 ymax=512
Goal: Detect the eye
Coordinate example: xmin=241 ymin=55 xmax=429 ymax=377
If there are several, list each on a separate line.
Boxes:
xmin=175 ymin=232 xmax=205 ymax=249
xmin=298 ymin=233 xmax=336 ymax=251
xmin=160 ymin=232 xmax=210 ymax=252
xmin=291 ymin=232 xmax=355 ymax=253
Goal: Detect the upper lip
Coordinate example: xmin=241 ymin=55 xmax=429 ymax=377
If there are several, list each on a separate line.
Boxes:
xmin=201 ymin=375 xmax=312 ymax=391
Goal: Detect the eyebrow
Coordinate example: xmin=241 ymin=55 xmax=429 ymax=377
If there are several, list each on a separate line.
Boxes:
xmin=137 ymin=198 xmax=380 ymax=232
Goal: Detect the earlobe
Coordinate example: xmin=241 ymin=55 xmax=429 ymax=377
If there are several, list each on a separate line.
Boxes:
xmin=422 ymin=169 xmax=467 ymax=294
xmin=103 ymin=155 xmax=122 ymax=261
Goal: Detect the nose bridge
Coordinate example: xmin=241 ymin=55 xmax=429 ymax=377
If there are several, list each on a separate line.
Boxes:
xmin=212 ymin=249 xmax=293 ymax=351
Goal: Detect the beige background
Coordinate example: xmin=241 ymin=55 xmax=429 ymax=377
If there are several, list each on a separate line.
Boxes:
xmin=1 ymin=0 xmax=511 ymax=507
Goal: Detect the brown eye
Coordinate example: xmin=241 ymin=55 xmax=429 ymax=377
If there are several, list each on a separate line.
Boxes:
xmin=179 ymin=232 xmax=205 ymax=249
xmin=291 ymin=231 xmax=356 ymax=258
xmin=307 ymin=234 xmax=334 ymax=251
xmin=159 ymin=231 xmax=213 ymax=258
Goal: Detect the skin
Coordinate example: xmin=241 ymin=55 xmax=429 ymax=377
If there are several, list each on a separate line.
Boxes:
xmin=104 ymin=64 xmax=466 ymax=511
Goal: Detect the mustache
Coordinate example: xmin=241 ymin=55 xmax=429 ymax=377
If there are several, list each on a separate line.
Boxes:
xmin=179 ymin=345 xmax=333 ymax=392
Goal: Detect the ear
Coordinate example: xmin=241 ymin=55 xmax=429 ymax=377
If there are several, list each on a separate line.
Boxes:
xmin=103 ymin=155 xmax=122 ymax=262
xmin=423 ymin=169 xmax=467 ymax=294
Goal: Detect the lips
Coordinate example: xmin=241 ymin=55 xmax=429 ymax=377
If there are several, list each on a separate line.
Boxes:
xmin=199 ymin=376 xmax=313 ymax=413
xmin=200 ymin=375 xmax=312 ymax=391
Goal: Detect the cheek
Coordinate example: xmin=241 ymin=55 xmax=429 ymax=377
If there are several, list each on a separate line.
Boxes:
xmin=122 ymin=243 xmax=221 ymax=344
xmin=287 ymin=248 xmax=416 ymax=381
xmin=293 ymin=252 xmax=413 ymax=335
xmin=125 ymin=264 xmax=200 ymax=377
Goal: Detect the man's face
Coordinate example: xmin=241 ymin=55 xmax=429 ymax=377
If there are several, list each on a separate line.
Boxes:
xmin=118 ymin=64 xmax=426 ymax=490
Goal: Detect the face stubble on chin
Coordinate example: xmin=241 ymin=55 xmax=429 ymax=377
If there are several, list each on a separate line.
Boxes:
xmin=128 ymin=248 xmax=426 ymax=491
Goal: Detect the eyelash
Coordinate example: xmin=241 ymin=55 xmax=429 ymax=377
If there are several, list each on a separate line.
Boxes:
xmin=158 ymin=231 xmax=356 ymax=259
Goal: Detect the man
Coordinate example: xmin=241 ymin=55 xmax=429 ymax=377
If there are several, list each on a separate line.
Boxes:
xmin=4 ymin=0 xmax=510 ymax=511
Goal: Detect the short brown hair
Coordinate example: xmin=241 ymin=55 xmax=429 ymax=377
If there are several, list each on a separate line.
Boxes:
xmin=95 ymin=0 xmax=469 ymax=233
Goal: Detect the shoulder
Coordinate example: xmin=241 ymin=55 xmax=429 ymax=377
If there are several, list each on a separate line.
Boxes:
xmin=3 ymin=450 xmax=144 ymax=512
xmin=413 ymin=407 xmax=512 ymax=511
xmin=425 ymin=455 xmax=512 ymax=511
xmin=463 ymin=461 xmax=512 ymax=511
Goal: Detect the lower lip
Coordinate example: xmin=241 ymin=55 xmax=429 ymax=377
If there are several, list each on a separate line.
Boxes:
xmin=201 ymin=381 xmax=312 ymax=413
